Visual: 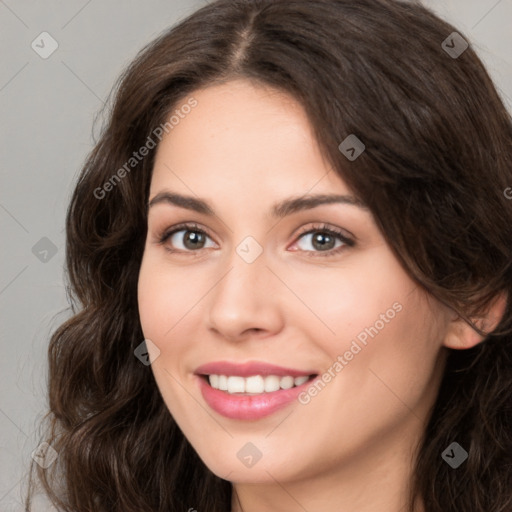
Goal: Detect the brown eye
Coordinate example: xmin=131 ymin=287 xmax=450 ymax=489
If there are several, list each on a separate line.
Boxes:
xmin=159 ymin=223 xmax=216 ymax=253
xmin=174 ymin=230 xmax=208 ymax=250
xmin=293 ymin=224 xmax=355 ymax=257
xmin=309 ymin=232 xmax=337 ymax=251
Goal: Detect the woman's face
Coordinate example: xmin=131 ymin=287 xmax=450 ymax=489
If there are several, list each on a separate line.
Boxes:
xmin=137 ymin=78 xmax=451 ymax=484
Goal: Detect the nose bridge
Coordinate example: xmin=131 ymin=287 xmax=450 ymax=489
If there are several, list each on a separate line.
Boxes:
xmin=206 ymin=237 xmax=282 ymax=339
xmin=213 ymin=239 xmax=269 ymax=310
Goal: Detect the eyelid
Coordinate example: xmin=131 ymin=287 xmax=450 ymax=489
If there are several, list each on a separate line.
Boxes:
xmin=293 ymin=222 xmax=355 ymax=243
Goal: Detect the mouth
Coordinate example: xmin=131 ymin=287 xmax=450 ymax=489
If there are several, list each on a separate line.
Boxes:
xmin=199 ymin=373 xmax=318 ymax=395
xmin=194 ymin=361 xmax=319 ymax=420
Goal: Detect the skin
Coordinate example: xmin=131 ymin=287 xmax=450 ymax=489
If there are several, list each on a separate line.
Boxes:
xmin=137 ymin=78 xmax=503 ymax=512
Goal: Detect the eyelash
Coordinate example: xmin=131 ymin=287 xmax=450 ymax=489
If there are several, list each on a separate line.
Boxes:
xmin=156 ymin=222 xmax=355 ymax=258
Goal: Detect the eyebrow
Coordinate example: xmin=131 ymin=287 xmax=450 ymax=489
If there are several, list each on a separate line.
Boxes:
xmin=147 ymin=191 xmax=369 ymax=217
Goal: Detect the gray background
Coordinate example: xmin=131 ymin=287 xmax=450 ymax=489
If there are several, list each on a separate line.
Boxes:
xmin=1 ymin=0 xmax=511 ymax=510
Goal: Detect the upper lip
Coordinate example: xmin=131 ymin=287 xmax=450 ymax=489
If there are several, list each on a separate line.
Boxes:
xmin=194 ymin=360 xmax=317 ymax=378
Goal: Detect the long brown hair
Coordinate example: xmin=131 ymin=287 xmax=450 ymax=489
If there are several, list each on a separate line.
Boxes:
xmin=25 ymin=0 xmax=512 ymax=510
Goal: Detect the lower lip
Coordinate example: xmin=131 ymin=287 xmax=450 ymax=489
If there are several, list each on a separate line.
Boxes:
xmin=196 ymin=375 xmax=316 ymax=420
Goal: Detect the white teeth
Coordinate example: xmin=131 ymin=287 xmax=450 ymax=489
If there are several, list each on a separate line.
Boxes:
xmin=264 ymin=375 xmax=281 ymax=392
xmin=280 ymin=376 xmax=294 ymax=389
xmin=294 ymin=376 xmax=309 ymax=386
xmin=227 ymin=376 xmax=245 ymax=394
xmin=245 ymin=375 xmax=265 ymax=394
xmin=207 ymin=374 xmax=312 ymax=394
xmin=218 ymin=375 xmax=228 ymax=391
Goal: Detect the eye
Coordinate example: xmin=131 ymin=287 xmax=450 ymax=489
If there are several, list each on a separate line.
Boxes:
xmin=291 ymin=223 xmax=355 ymax=257
xmin=156 ymin=221 xmax=355 ymax=257
xmin=157 ymin=222 xmax=216 ymax=253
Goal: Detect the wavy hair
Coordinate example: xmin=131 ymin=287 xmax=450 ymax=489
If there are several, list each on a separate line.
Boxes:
xmin=25 ymin=0 xmax=512 ymax=510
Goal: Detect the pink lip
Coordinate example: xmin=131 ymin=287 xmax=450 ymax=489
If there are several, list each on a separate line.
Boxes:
xmin=194 ymin=361 xmax=318 ymax=420
xmin=194 ymin=360 xmax=316 ymax=377
xmin=196 ymin=375 xmax=317 ymax=420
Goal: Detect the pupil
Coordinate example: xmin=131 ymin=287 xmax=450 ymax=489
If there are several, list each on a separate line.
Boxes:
xmin=313 ymin=232 xmax=334 ymax=250
xmin=185 ymin=231 xmax=204 ymax=249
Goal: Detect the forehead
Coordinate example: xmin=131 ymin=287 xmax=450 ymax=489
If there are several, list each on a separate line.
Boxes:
xmin=150 ymin=79 xmax=351 ymax=200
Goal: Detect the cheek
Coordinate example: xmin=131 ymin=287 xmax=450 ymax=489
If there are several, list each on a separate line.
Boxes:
xmin=298 ymin=249 xmax=441 ymax=404
xmin=288 ymin=249 xmax=411 ymax=352
xmin=138 ymin=259 xmax=177 ymax=342
xmin=137 ymin=252 xmax=204 ymax=341
xmin=137 ymin=258 xmax=206 ymax=420
xmin=322 ymin=284 xmax=444 ymax=419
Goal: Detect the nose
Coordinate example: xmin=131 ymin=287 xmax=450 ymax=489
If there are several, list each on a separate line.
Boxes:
xmin=206 ymin=249 xmax=284 ymax=342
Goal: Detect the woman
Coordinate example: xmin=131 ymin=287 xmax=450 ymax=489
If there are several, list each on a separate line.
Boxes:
xmin=26 ymin=0 xmax=512 ymax=511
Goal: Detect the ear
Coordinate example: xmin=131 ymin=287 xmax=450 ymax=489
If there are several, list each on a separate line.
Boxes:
xmin=443 ymin=291 xmax=508 ymax=350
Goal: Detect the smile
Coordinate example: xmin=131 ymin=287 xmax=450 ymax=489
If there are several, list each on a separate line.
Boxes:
xmin=207 ymin=374 xmax=312 ymax=394
xmin=194 ymin=361 xmax=318 ymax=420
